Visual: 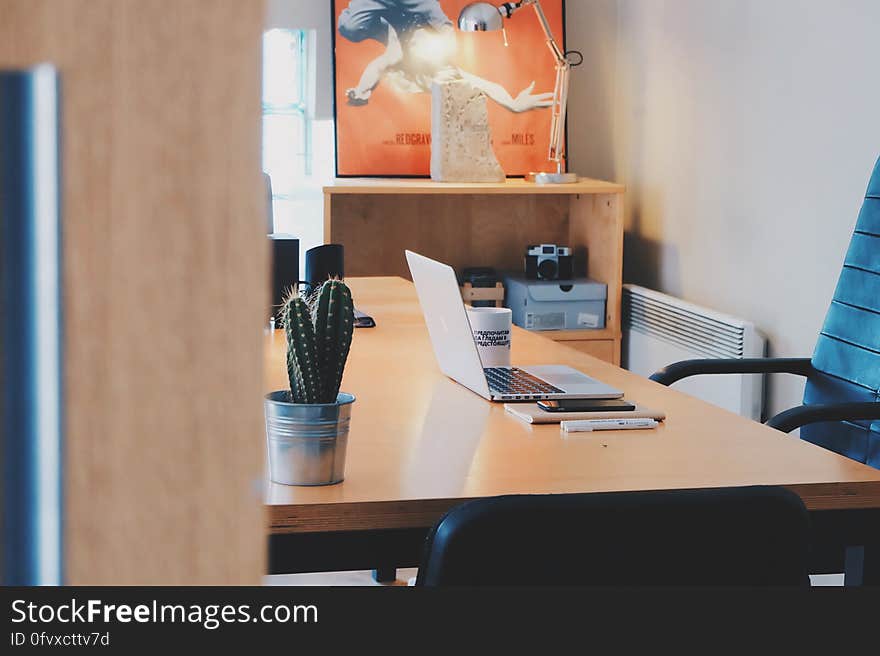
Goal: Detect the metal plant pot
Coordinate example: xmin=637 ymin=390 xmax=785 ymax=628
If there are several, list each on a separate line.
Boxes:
xmin=264 ymin=391 xmax=355 ymax=486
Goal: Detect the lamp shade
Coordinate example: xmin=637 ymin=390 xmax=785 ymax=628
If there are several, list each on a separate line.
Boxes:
xmin=457 ymin=2 xmax=504 ymax=32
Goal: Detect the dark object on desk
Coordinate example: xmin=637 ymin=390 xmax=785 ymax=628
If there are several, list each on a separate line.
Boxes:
xmin=538 ymin=398 xmax=635 ymax=413
xmin=416 ymin=487 xmax=810 ymax=586
xmin=651 ymin=155 xmax=880 ymax=470
xmin=304 ymin=244 xmax=376 ymax=327
xmin=268 ymin=234 xmax=299 ymax=313
xmin=354 ymin=309 xmax=375 ymax=328
xmin=304 ymin=244 xmax=344 ymax=295
xmin=460 ymin=267 xmax=501 ymax=308
xmin=525 ymin=243 xmax=573 ymax=281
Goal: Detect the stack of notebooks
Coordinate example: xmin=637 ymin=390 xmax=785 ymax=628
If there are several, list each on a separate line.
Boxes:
xmin=504 ymin=403 xmax=665 ymax=424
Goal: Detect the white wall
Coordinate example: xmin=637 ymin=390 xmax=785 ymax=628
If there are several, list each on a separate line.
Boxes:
xmin=568 ymin=0 xmax=880 ymax=417
xmin=566 ymin=0 xmax=619 ymax=180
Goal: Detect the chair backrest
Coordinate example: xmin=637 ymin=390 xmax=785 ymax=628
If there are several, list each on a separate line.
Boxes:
xmin=804 ymin=157 xmax=880 ymax=468
xmin=416 ymin=487 xmax=810 ymax=586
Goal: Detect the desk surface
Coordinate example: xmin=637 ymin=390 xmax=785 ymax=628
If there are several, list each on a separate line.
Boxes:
xmin=265 ymin=277 xmax=880 ymax=534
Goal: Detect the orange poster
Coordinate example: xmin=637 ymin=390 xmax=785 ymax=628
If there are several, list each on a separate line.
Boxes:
xmin=333 ymin=0 xmax=566 ymax=177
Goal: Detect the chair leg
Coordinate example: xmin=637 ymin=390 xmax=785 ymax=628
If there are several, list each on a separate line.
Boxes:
xmin=862 ymin=544 xmax=880 ymax=586
xmin=845 ymin=542 xmax=880 ymax=587
xmin=372 ymin=566 xmax=397 ymax=583
xmin=844 ymin=546 xmax=864 ymax=586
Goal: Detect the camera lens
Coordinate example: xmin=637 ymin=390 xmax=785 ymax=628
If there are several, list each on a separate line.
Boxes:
xmin=537 ymin=259 xmax=558 ymax=280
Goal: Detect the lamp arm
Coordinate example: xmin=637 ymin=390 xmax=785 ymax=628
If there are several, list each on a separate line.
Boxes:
xmin=523 ymin=0 xmax=567 ymax=65
xmin=525 ymin=0 xmax=568 ymax=170
xmin=504 ymin=0 xmax=570 ymax=172
xmin=550 ymin=62 xmax=569 ymax=170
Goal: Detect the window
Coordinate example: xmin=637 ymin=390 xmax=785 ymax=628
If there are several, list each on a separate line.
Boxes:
xmin=262 ymin=28 xmax=333 ymax=265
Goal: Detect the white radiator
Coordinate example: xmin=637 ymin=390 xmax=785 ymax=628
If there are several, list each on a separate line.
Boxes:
xmin=622 ymin=285 xmax=766 ymax=420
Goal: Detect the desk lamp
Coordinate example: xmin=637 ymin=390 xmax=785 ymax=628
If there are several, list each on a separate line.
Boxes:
xmin=458 ymin=1 xmax=579 ymax=184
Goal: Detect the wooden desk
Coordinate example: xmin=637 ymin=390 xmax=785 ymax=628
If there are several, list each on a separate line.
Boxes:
xmin=265 ymin=277 xmax=880 ymax=577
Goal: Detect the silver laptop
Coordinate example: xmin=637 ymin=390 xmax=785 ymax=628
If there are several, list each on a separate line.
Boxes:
xmin=405 ymin=251 xmax=623 ymax=402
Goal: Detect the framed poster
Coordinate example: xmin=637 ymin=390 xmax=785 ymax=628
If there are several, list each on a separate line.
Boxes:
xmin=332 ymin=0 xmax=566 ymax=177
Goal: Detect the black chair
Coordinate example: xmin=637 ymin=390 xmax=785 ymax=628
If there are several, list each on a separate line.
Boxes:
xmin=650 ymin=156 xmax=880 ymax=468
xmin=416 ymin=487 xmax=810 ymax=586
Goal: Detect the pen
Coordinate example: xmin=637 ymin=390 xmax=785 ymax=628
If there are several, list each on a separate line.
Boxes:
xmin=561 ymin=418 xmax=658 ymax=433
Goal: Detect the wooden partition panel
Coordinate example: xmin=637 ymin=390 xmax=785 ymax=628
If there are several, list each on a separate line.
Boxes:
xmin=0 ymin=1 xmax=267 ymax=583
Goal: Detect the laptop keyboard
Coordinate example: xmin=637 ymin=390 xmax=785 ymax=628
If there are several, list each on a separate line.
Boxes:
xmin=484 ymin=367 xmax=564 ymax=395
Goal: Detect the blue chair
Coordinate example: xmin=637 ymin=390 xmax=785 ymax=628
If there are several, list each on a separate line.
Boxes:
xmin=651 ymin=156 xmax=880 ymax=469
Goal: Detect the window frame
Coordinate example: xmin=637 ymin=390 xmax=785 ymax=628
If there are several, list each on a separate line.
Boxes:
xmin=262 ymin=28 xmax=312 ymax=180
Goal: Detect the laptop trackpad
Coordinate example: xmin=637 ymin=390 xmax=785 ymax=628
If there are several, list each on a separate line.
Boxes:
xmin=549 ymin=372 xmax=597 ymax=388
xmin=526 ymin=365 xmax=593 ymax=388
xmin=526 ymin=365 xmax=620 ymax=396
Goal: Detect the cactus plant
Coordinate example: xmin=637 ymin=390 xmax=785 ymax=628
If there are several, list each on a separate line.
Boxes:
xmin=279 ymin=279 xmax=354 ymax=404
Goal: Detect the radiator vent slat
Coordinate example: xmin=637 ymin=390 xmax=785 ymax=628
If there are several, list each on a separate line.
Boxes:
xmin=626 ymin=298 xmax=746 ymax=339
xmin=626 ymin=295 xmax=748 ymax=333
xmin=626 ymin=310 xmax=744 ymax=356
xmin=626 ymin=324 xmax=742 ymax=359
xmin=624 ymin=286 xmax=749 ymax=359
xmin=627 ymin=316 xmax=743 ymax=354
xmin=626 ymin=304 xmax=745 ymax=345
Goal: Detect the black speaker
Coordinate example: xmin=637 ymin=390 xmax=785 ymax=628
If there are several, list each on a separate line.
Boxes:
xmin=269 ymin=234 xmax=300 ymax=315
xmin=304 ymin=244 xmax=344 ymax=293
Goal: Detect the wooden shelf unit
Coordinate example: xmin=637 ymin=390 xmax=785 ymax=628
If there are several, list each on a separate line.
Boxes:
xmin=323 ymin=178 xmax=625 ymax=364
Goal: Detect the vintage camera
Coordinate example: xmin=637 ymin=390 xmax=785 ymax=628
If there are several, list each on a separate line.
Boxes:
xmin=524 ymin=244 xmax=573 ymax=280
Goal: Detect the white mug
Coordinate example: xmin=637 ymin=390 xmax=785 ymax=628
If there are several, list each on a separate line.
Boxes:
xmin=466 ymin=307 xmax=512 ymax=368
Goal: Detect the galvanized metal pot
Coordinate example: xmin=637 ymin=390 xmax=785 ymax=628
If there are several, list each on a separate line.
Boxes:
xmin=264 ymin=391 xmax=355 ymax=486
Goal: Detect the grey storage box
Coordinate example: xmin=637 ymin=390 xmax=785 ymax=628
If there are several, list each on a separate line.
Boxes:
xmin=503 ymin=274 xmax=607 ymax=331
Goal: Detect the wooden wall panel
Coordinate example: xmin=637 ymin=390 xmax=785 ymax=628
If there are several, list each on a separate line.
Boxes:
xmin=328 ymin=194 xmax=571 ymax=279
xmin=0 ymin=0 xmax=267 ymax=584
xmin=568 ymin=193 xmax=624 ymax=336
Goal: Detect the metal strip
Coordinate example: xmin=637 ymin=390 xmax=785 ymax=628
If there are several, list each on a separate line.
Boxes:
xmin=0 ymin=65 xmax=63 ymax=585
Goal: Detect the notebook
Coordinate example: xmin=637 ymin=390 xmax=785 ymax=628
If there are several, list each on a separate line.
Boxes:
xmin=504 ymin=403 xmax=666 ymax=425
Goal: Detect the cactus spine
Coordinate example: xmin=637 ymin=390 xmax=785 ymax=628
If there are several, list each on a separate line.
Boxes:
xmin=280 ymin=279 xmax=354 ymax=404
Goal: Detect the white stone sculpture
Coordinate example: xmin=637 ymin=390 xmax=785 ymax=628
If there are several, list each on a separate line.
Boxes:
xmin=430 ymin=80 xmax=505 ymax=183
